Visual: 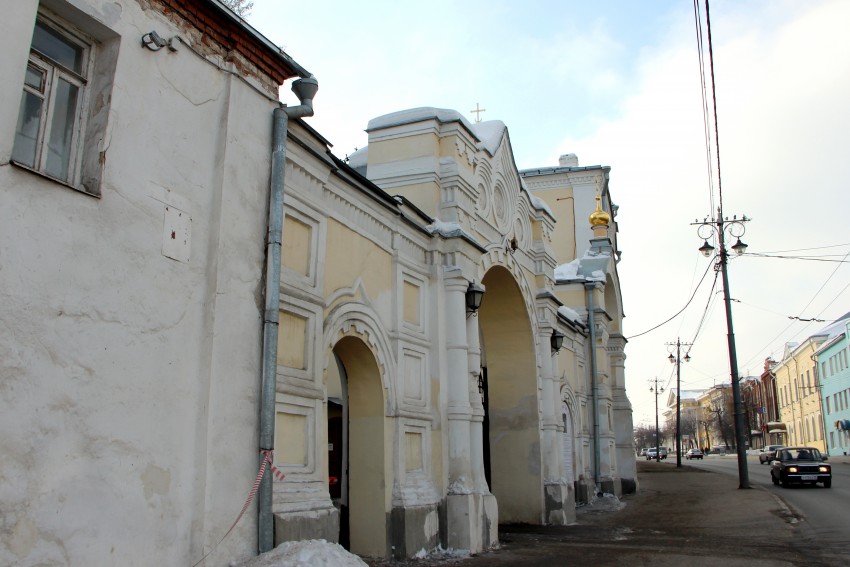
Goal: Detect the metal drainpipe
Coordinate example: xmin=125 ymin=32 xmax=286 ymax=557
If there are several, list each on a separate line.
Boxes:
xmin=258 ymin=76 xmax=318 ymax=555
xmin=585 ymin=282 xmax=600 ymax=489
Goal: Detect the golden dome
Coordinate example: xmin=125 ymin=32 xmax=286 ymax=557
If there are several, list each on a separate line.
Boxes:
xmin=589 ymin=193 xmax=610 ymax=227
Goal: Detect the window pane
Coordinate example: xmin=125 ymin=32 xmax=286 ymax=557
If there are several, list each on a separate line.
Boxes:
xmin=25 ymin=64 xmax=45 ymax=92
xmin=12 ymin=90 xmax=43 ymax=168
xmin=45 ymin=78 xmax=78 ymax=181
xmin=32 ymin=21 xmax=83 ymax=73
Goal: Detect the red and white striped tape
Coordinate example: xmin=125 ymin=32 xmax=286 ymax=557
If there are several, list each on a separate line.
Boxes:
xmin=191 ymin=450 xmax=285 ymax=567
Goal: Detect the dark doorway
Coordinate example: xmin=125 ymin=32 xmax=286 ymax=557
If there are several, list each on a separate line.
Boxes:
xmin=327 ymin=399 xmax=348 ymax=548
xmin=481 ymin=366 xmax=491 ymax=491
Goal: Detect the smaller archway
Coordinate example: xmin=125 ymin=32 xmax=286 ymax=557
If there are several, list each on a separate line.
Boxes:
xmin=328 ymin=335 xmax=388 ymax=557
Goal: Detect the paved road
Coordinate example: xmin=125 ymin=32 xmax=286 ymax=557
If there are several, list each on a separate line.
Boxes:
xmin=366 ymin=459 xmax=824 ymax=567
xmin=687 ymin=454 xmax=850 ymax=564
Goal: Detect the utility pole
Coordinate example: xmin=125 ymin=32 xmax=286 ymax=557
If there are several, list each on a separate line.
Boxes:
xmin=667 ymin=339 xmax=692 ymax=467
xmin=694 ymin=210 xmax=750 ymax=488
xmin=650 ymin=377 xmax=664 ymax=462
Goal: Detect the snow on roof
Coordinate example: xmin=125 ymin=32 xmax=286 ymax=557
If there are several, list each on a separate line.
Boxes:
xmin=346 ymin=146 xmax=368 ymax=169
xmin=554 ymin=250 xmax=610 ymax=284
xmin=470 ymin=120 xmax=505 ymax=155
xmin=366 ymin=107 xmax=475 ymax=133
xmin=519 ymin=178 xmax=554 ymax=217
xmin=815 ymin=311 xmax=850 ymax=340
xmin=558 ymin=305 xmax=583 ymax=324
xmin=425 ymin=219 xmax=464 ymax=237
xmin=232 ymin=539 xmax=367 ymax=567
xmin=554 ymin=259 xmax=580 ymax=281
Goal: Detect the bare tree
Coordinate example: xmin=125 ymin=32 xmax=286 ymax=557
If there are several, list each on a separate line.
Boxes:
xmin=221 ymin=0 xmax=254 ymax=17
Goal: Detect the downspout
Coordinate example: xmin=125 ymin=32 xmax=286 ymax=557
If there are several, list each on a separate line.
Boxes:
xmin=811 ymin=353 xmax=829 ymax=454
xmin=258 ymin=76 xmax=318 ymax=554
xmin=585 ymin=282 xmax=600 ymax=489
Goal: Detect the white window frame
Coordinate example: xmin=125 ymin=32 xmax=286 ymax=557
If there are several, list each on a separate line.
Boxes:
xmin=12 ymin=13 xmax=95 ymax=190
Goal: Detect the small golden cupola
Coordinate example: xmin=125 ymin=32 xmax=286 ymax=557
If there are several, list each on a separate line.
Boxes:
xmin=588 ymin=178 xmax=610 ymax=236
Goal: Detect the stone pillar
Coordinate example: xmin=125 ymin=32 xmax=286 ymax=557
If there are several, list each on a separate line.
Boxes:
xmin=609 ymin=334 xmax=637 ymax=493
xmin=444 ymin=273 xmax=483 ymax=551
xmin=541 ymin=324 xmax=575 ymax=525
xmin=465 ymin=306 xmax=498 ymax=550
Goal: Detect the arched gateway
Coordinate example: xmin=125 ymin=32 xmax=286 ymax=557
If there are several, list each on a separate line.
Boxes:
xmin=270 ymin=107 xmax=632 ymax=560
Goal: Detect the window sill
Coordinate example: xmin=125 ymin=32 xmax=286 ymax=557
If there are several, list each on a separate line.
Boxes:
xmin=10 ymin=160 xmax=100 ymax=198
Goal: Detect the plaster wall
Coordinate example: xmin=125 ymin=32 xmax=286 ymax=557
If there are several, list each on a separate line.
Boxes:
xmin=0 ymin=1 xmax=280 ymax=565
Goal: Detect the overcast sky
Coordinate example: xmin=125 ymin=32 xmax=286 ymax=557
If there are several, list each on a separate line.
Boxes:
xmin=248 ymin=1 xmax=850 ymax=426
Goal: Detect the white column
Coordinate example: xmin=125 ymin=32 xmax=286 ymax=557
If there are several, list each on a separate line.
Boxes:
xmin=467 ymin=310 xmax=488 ymax=493
xmin=445 ymin=274 xmax=473 ymax=491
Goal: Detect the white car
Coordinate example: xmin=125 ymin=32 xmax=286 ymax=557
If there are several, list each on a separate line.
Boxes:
xmin=759 ymin=444 xmax=784 ymax=465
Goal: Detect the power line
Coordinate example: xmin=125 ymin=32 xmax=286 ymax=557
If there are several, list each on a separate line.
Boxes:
xmin=744 ymin=252 xmax=850 ymax=263
xmin=692 ymin=0 xmax=716 ymax=213
xmin=626 ymin=260 xmax=715 ymax=339
xmin=758 ymin=243 xmax=850 ymax=254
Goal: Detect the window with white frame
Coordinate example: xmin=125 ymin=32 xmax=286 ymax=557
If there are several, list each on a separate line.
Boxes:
xmin=12 ymin=17 xmax=92 ymax=185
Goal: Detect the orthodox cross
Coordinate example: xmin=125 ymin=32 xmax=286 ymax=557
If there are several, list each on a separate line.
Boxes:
xmin=470 ymin=103 xmax=486 ymax=123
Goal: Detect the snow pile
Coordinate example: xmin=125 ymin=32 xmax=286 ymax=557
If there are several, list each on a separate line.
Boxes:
xmin=231 ymin=540 xmax=367 ymax=567
xmin=414 ymin=545 xmax=473 ymax=561
xmin=470 ymin=120 xmax=505 ymax=155
xmin=558 ymin=306 xmax=583 ymax=324
xmin=367 ymin=107 xmax=474 ymax=133
xmin=346 ymin=146 xmax=368 ymax=169
xmin=554 ymin=259 xmax=580 ymax=281
xmin=579 ymin=492 xmax=625 ymax=513
xmin=426 ymin=220 xmax=464 ymax=237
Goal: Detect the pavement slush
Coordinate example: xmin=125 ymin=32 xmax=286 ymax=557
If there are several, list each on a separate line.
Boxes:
xmin=368 ymin=457 xmax=849 ymax=566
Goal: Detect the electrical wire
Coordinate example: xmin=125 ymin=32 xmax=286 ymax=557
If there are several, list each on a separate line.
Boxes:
xmin=704 ymin=0 xmax=724 ymax=214
xmin=744 ymin=252 xmax=850 ymax=263
xmin=693 ymin=0 xmax=716 ymax=213
xmin=685 ymin=269 xmax=720 ymax=346
xmin=626 ymin=260 xmax=714 ymax=339
xmin=758 ymin=243 xmax=850 ymax=254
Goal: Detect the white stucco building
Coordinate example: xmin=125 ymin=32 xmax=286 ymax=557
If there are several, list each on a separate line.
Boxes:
xmin=1 ymin=1 xmax=635 ymax=565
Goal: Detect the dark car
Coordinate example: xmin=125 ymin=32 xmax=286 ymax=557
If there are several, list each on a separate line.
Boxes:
xmin=770 ymin=446 xmax=831 ymax=488
xmin=685 ymin=448 xmax=703 ymax=460
xmin=759 ymin=444 xmax=784 ymax=465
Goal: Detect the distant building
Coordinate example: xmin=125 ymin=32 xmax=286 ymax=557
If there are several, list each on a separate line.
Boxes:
xmin=814 ymin=316 xmax=850 ymax=456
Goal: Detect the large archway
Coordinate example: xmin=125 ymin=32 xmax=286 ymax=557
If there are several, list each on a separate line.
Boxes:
xmin=478 ymin=265 xmax=542 ymax=523
xmin=327 ymin=335 xmax=388 ymax=557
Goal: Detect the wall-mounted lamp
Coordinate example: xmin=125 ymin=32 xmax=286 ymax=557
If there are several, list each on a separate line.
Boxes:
xmin=505 ymin=237 xmax=518 ymax=255
xmin=551 ymin=329 xmax=566 ymax=353
xmin=466 ymin=281 xmax=485 ymax=317
xmin=141 ymin=31 xmax=177 ymax=52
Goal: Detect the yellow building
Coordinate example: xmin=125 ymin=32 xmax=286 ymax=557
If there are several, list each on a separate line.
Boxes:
xmin=773 ymin=337 xmax=828 ymax=451
xmin=273 ymin=109 xmax=634 ymax=558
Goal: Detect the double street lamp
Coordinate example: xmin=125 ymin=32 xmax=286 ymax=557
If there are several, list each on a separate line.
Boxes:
xmin=649 ymin=377 xmax=664 ymax=462
xmin=692 ymin=209 xmax=750 ymax=489
xmin=667 ymin=339 xmax=691 ymax=468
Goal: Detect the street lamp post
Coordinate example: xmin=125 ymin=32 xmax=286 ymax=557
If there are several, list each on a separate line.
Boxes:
xmin=667 ymin=339 xmax=692 ymax=468
xmin=693 ymin=210 xmax=750 ymax=489
xmin=650 ymin=377 xmax=664 ymax=462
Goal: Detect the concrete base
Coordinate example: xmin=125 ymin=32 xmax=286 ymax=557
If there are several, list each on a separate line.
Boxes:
xmin=390 ymin=504 xmax=440 ymax=560
xmin=274 ymin=507 xmax=339 ymax=545
xmin=445 ymin=493 xmax=498 ymax=553
xmin=544 ymin=482 xmax=576 ymax=525
xmin=620 ymin=476 xmax=638 ymax=494
xmin=600 ymin=477 xmax=622 ymax=497
xmin=575 ymin=478 xmax=595 ymax=505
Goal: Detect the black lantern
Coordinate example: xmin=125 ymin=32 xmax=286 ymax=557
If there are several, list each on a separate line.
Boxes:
xmin=466 ymin=281 xmax=485 ymax=315
xmin=699 ymin=240 xmax=715 ymax=258
xmin=551 ymin=329 xmax=565 ymax=353
xmin=731 ymin=238 xmax=748 ymax=255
